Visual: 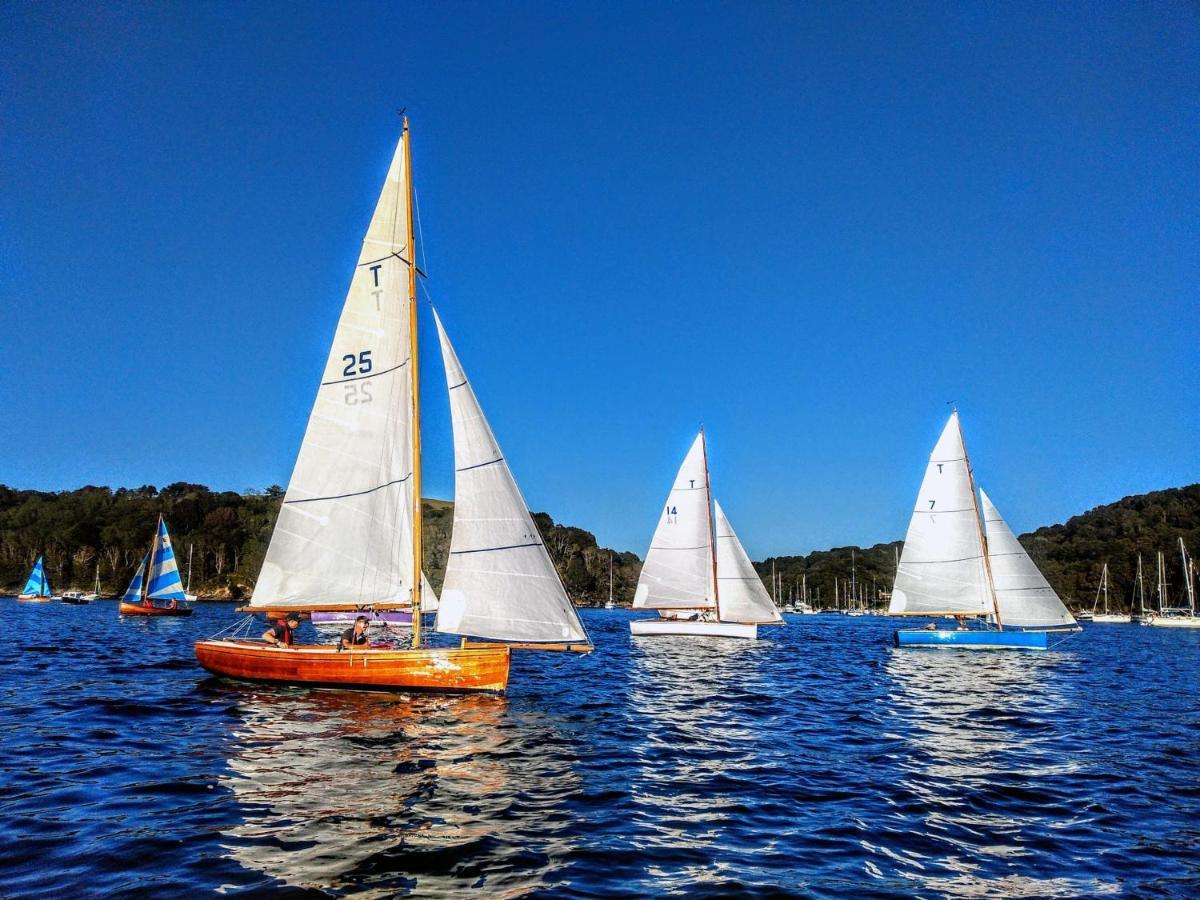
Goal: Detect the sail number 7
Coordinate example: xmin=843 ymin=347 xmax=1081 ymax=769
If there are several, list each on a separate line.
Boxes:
xmin=342 ymin=350 xmax=373 ymax=377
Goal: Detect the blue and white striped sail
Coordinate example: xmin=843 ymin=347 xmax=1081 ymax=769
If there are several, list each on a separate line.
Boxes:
xmin=122 ymin=553 xmax=149 ymax=604
xmin=147 ymin=517 xmax=187 ymax=601
xmin=21 ymin=556 xmax=52 ymax=597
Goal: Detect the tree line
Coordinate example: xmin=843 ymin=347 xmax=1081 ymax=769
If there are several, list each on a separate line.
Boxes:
xmin=2 ymin=481 xmax=1196 ymax=611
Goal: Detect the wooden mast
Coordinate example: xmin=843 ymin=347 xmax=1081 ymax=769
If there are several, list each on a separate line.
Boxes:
xmin=404 ymin=116 xmax=424 ymax=648
xmin=959 ymin=412 xmax=1003 ymax=629
xmin=141 ymin=515 xmax=160 ymax=606
xmin=700 ymin=426 xmax=721 ymax=622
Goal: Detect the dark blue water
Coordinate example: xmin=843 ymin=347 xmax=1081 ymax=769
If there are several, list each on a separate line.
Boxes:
xmin=1 ymin=602 xmax=1197 ymax=897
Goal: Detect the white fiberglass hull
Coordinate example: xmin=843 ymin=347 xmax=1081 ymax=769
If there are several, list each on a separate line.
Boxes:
xmin=1148 ymin=616 xmax=1200 ymax=629
xmin=1091 ymin=614 xmax=1132 ymax=624
xmin=630 ymin=619 xmax=757 ymax=640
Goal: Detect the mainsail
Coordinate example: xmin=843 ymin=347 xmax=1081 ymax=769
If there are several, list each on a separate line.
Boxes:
xmin=147 ymin=517 xmax=187 ymax=601
xmin=633 ymin=432 xmax=716 ymax=610
xmin=433 ymin=310 xmax=589 ymax=645
xmin=122 ymin=553 xmax=149 ymax=604
xmin=714 ymin=500 xmax=782 ymax=624
xmin=21 ymin=556 xmax=51 ymax=597
xmin=252 ymin=132 xmax=420 ymax=610
xmin=889 ymin=412 xmax=993 ymax=617
xmin=980 ymin=489 xmax=1076 ymax=628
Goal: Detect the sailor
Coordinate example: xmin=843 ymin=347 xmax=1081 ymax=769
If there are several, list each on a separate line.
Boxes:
xmin=339 ymin=615 xmax=371 ymax=651
xmin=263 ymin=613 xmax=301 ymax=648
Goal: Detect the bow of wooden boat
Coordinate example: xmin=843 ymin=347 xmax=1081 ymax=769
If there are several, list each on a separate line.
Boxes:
xmin=194 ymin=639 xmax=512 ymax=693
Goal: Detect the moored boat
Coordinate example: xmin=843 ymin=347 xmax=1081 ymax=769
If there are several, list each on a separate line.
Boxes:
xmin=117 ymin=517 xmax=194 ymax=617
xmin=1149 ymin=540 xmax=1200 ymax=628
xmin=890 ymin=411 xmax=1079 ymax=650
xmin=195 ymin=120 xmax=591 ymax=692
xmin=629 ymin=430 xmax=783 ymax=639
xmin=16 ymin=556 xmax=55 ymax=602
xmin=1089 ymin=562 xmax=1131 ymax=623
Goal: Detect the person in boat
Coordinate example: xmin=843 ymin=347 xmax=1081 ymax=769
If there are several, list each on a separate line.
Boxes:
xmin=339 ymin=615 xmax=371 ymax=651
xmin=954 ymin=615 xmax=968 ymax=631
xmin=263 ymin=613 xmax=301 ymax=648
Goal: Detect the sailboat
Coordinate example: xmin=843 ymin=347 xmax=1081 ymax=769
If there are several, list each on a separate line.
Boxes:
xmin=629 ymin=430 xmax=783 ymax=639
xmin=890 ymin=411 xmax=1079 ymax=649
xmin=16 ymin=556 xmax=55 ymax=602
xmin=1090 ymin=563 xmax=1130 ymax=623
xmin=194 ymin=120 xmax=590 ymax=693
xmin=84 ymin=564 xmax=102 ymax=601
xmin=1150 ymin=539 xmax=1200 ymax=628
xmin=118 ymin=516 xmax=194 ymax=616
xmin=605 ymin=554 xmax=616 ymax=608
xmin=1131 ymin=554 xmax=1153 ymax=624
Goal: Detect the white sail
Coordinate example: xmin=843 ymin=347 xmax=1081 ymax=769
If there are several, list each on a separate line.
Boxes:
xmin=980 ymin=489 xmax=1076 ymax=628
xmin=251 ymin=133 xmax=418 ymax=609
xmin=633 ymin=432 xmax=716 ymax=610
xmin=714 ymin=500 xmax=782 ymax=624
xmin=889 ymin=412 xmax=993 ymax=616
xmin=432 ymin=310 xmax=588 ymax=645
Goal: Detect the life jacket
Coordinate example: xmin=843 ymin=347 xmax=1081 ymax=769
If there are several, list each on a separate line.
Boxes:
xmin=274 ymin=619 xmax=295 ymax=646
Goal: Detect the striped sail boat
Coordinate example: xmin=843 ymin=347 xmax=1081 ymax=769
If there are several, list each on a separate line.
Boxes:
xmin=630 ymin=429 xmax=784 ymax=639
xmin=195 ymin=119 xmax=590 ymax=693
xmin=118 ymin=516 xmax=193 ymax=616
xmin=891 ymin=411 xmax=1079 ymax=649
xmin=17 ymin=556 xmax=55 ymax=602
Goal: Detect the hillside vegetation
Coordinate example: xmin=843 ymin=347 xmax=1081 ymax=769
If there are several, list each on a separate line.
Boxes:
xmin=1 ymin=482 xmax=1196 ymax=612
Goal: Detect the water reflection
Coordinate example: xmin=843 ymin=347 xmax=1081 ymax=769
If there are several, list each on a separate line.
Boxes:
xmin=882 ymin=650 xmax=1117 ymax=896
xmin=626 ymin=637 xmax=779 ymax=889
xmin=216 ymin=686 xmax=581 ymax=894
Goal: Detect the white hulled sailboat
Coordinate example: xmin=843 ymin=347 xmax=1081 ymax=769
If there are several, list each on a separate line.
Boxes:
xmin=630 ymin=430 xmax=783 ymax=639
xmin=1090 ymin=563 xmax=1131 ymax=623
xmin=890 ymin=411 xmax=1079 ymax=649
xmin=195 ymin=120 xmax=589 ymax=692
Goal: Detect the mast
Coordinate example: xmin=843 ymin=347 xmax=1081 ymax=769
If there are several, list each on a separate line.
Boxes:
xmin=608 ymin=553 xmax=614 ymax=604
xmin=1157 ymin=550 xmax=1166 ymax=612
xmin=403 ymin=117 xmax=424 ymax=648
xmin=1136 ymin=554 xmax=1145 ymax=615
xmin=700 ymin=426 xmax=720 ymax=621
xmin=142 ymin=515 xmax=160 ymax=605
xmin=1180 ymin=538 xmax=1195 ymax=615
xmin=186 ymin=544 xmax=193 ymax=594
xmin=959 ymin=413 xmax=1003 ymax=629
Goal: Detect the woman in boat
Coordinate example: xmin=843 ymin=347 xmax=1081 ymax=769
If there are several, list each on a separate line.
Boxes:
xmin=338 ymin=615 xmax=371 ymax=652
xmin=263 ymin=614 xmax=300 ymax=648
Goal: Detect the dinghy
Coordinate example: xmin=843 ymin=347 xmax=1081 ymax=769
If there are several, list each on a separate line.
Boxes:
xmin=16 ymin=556 xmax=55 ymax=602
xmin=118 ymin=516 xmax=194 ymax=616
xmin=195 ymin=120 xmax=590 ymax=693
xmin=890 ymin=411 xmax=1079 ymax=649
xmin=630 ymin=430 xmax=783 ymax=639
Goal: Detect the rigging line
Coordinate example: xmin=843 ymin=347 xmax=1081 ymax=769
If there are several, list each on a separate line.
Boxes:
xmin=283 ymin=476 xmax=411 ymax=505
xmin=357 ymin=251 xmax=414 ymax=268
xmin=414 ymin=186 xmax=429 ymax=277
xmin=456 ymin=457 xmax=504 ymax=473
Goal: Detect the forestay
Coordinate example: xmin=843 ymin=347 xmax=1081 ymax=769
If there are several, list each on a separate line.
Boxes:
xmin=633 ymin=432 xmax=716 ymax=610
xmin=252 ymin=132 xmax=420 ymax=610
xmin=890 ymin=412 xmax=993 ymax=617
xmin=122 ymin=554 xmax=148 ymax=604
xmin=433 ymin=311 xmax=588 ymax=645
xmin=980 ymin=489 xmax=1077 ymax=628
xmin=714 ymin=500 xmax=782 ymax=624
xmin=147 ymin=518 xmax=187 ymax=601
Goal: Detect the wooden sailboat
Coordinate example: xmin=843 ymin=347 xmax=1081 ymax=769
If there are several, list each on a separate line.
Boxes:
xmin=195 ymin=120 xmax=591 ymax=693
xmin=1090 ymin=563 xmax=1130 ymax=623
xmin=890 ymin=411 xmax=1079 ymax=649
xmin=629 ymin=429 xmax=783 ymax=639
xmin=16 ymin=556 xmax=55 ymax=602
xmin=118 ymin=516 xmax=194 ymax=616
xmin=1149 ymin=539 xmax=1200 ymax=628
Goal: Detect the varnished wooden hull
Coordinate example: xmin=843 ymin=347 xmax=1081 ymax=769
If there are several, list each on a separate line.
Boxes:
xmin=16 ymin=595 xmax=52 ymax=603
xmin=194 ymin=639 xmax=512 ymax=693
xmin=119 ymin=601 xmax=194 ymax=617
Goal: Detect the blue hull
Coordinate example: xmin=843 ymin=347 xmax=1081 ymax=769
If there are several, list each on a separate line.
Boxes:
xmin=894 ymin=629 xmax=1051 ymax=650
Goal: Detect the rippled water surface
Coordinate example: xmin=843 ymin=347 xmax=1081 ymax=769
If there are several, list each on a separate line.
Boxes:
xmin=1 ymin=602 xmax=1198 ymax=896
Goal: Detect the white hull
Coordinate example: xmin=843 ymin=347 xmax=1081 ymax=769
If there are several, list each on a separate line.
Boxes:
xmin=630 ymin=619 xmax=757 ymax=639
xmin=1091 ymin=614 xmax=1131 ymax=624
xmin=1148 ymin=616 xmax=1200 ymax=629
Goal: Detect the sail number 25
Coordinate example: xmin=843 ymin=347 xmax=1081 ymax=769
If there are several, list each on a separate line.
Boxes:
xmin=342 ymin=350 xmax=373 ymax=377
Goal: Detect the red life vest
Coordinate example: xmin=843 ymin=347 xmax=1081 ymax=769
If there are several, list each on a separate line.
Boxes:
xmin=274 ymin=619 xmax=295 ymax=646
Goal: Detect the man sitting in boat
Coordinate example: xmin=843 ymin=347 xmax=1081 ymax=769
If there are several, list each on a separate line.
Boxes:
xmin=338 ymin=615 xmax=371 ymax=651
xmin=263 ymin=613 xmax=301 ymax=648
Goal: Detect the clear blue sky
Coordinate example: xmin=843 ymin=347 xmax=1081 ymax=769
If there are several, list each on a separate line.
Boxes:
xmin=2 ymin=2 xmax=1196 ymax=558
